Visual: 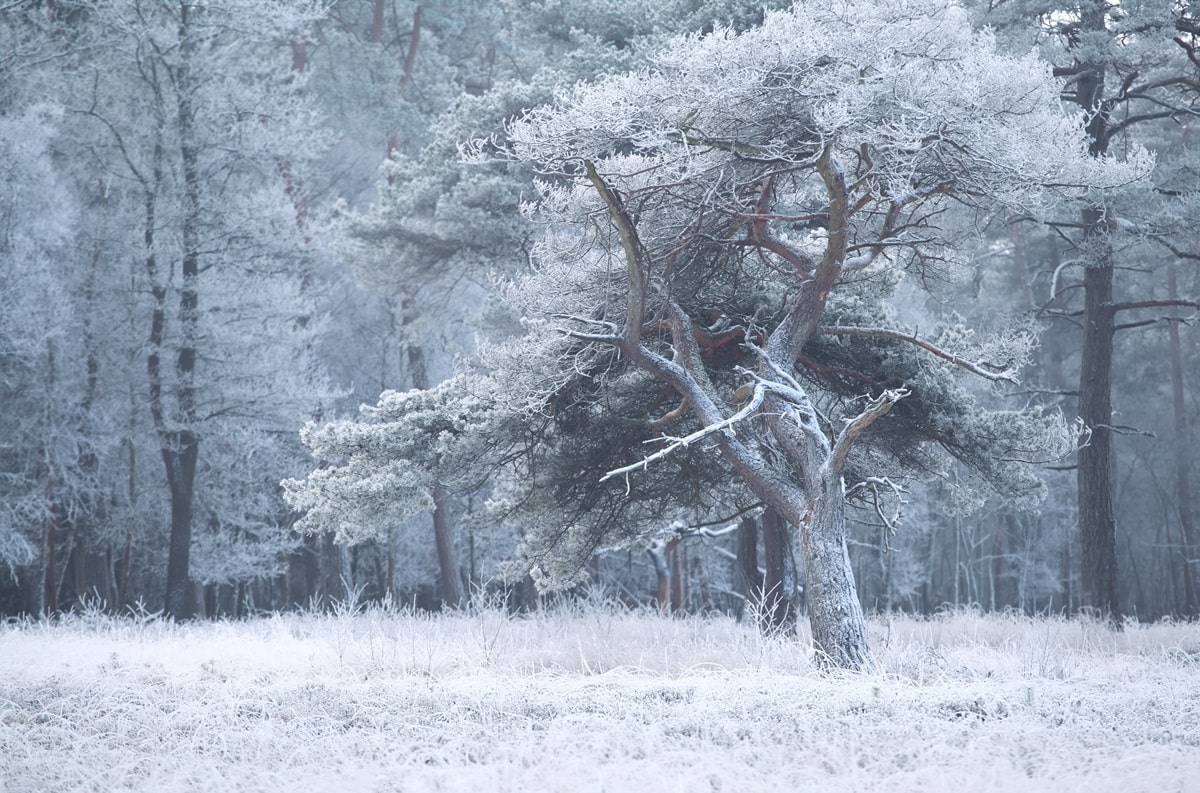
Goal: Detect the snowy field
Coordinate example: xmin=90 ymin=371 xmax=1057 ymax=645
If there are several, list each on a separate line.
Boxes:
xmin=2 ymin=605 xmax=1198 ymax=792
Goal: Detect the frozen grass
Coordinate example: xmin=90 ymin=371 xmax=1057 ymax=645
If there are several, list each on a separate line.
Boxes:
xmin=3 ymin=604 xmax=1199 ymax=792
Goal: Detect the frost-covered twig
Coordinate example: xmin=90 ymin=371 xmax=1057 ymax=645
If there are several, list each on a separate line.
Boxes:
xmin=817 ymin=326 xmax=1019 ymax=382
xmin=600 ymin=382 xmax=767 ymax=482
xmin=847 ymin=476 xmax=907 ymax=537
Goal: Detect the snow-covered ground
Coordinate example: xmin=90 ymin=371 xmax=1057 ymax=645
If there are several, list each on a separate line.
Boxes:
xmin=3 ymin=604 xmax=1198 ymax=792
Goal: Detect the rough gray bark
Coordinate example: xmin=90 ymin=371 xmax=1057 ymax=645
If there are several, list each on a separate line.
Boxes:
xmin=797 ymin=476 xmax=872 ymax=670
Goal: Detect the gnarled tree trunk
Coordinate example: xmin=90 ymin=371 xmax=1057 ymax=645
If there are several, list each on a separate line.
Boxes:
xmin=793 ymin=472 xmax=871 ymax=669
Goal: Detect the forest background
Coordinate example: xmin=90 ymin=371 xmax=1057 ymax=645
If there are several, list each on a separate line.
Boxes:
xmin=2 ymin=0 xmax=1198 ymax=634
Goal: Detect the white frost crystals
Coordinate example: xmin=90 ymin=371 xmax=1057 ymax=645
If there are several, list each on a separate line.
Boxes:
xmin=505 ymin=0 xmax=1150 ymax=217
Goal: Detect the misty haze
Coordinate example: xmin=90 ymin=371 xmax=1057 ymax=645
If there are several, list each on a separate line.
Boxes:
xmin=2 ymin=1 xmax=1198 ymax=790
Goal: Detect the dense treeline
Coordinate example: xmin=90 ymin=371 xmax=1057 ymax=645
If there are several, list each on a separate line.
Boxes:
xmin=0 ymin=0 xmax=1196 ymax=637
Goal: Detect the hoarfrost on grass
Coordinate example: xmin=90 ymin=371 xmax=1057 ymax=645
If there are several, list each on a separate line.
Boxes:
xmin=2 ymin=608 xmax=1198 ymax=792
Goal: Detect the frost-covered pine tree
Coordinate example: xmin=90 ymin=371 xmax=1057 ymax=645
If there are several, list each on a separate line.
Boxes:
xmin=488 ymin=0 xmax=1148 ymax=668
xmin=288 ymin=0 xmax=1145 ymax=668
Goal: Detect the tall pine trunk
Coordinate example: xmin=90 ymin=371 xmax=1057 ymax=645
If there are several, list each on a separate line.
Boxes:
xmin=403 ymin=299 xmax=465 ymax=609
xmin=163 ymin=3 xmax=202 ymax=619
xmin=760 ymin=507 xmax=795 ymax=634
xmin=1167 ymin=265 xmax=1198 ymax=616
xmin=1077 ymin=228 xmax=1120 ymax=621
xmin=1072 ymin=4 xmax=1122 ymax=622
